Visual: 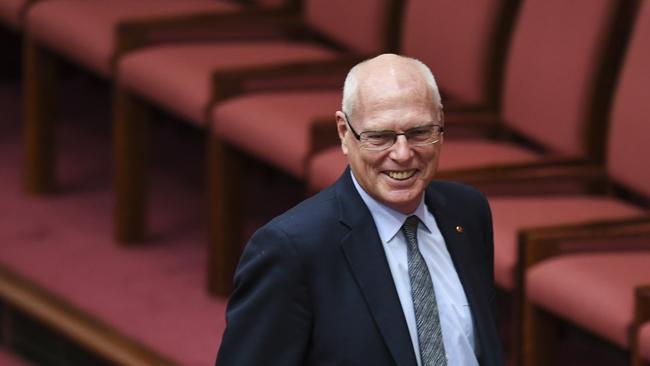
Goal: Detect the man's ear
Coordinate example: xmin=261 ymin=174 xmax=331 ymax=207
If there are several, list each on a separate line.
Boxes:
xmin=335 ymin=111 xmax=349 ymax=155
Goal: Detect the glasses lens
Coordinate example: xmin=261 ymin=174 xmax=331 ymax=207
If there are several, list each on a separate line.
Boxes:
xmin=359 ymin=131 xmax=395 ymax=151
xmin=406 ymin=125 xmax=436 ymax=144
xmin=358 ymin=125 xmax=443 ymax=151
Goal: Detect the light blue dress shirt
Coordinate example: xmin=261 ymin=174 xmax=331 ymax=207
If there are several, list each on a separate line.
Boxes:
xmin=351 ymin=172 xmax=478 ymax=366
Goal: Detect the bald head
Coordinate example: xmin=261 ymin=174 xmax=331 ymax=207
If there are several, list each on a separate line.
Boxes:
xmin=342 ymin=54 xmax=442 ymax=119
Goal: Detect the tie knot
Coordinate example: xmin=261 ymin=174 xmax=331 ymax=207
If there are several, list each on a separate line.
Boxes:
xmin=401 ymin=215 xmax=420 ymax=244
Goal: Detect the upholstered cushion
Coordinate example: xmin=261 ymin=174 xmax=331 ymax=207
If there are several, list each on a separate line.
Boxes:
xmin=305 ymin=0 xmax=390 ymax=54
xmin=26 ymin=0 xmax=241 ymax=76
xmin=606 ymin=0 xmax=650 ymax=199
xmin=641 ymin=322 xmax=650 ymax=362
xmin=0 ymin=0 xmax=27 ymax=30
xmin=118 ymin=41 xmax=337 ymax=124
xmin=306 ymin=146 xmax=347 ymax=191
xmin=401 ymin=0 xmax=506 ymax=106
xmin=437 ymin=140 xmax=543 ymax=172
xmin=212 ymin=90 xmax=341 ymax=177
xmin=502 ymin=0 xmax=619 ymax=155
xmin=489 ymin=197 xmax=643 ymax=290
xmin=526 ymin=252 xmax=650 ymax=348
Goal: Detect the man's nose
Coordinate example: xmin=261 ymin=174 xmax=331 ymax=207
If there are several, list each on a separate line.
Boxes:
xmin=389 ymin=135 xmax=412 ymax=161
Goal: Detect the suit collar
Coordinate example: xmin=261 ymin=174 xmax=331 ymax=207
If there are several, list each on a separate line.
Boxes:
xmin=335 ymin=170 xmax=495 ymax=365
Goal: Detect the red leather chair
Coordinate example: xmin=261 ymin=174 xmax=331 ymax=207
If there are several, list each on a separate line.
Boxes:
xmin=474 ymin=1 xmax=650 ymax=362
xmin=519 ymin=221 xmax=650 ymax=366
xmin=209 ymin=0 xmax=520 ymax=181
xmin=22 ymin=0 xmax=294 ymax=194
xmin=113 ymin=0 xmax=402 ymax=295
xmin=306 ymin=0 xmax=639 ymax=192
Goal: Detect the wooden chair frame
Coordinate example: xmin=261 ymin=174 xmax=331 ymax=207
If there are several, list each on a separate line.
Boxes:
xmin=112 ymin=0 xmax=405 ymax=296
xmin=517 ymin=217 xmax=650 ymax=366
xmin=633 ymin=285 xmax=650 ymax=366
xmin=23 ymin=0 xmax=301 ymax=194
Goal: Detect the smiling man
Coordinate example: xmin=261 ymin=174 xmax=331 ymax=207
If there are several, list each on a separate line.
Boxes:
xmin=216 ymin=54 xmax=503 ymax=366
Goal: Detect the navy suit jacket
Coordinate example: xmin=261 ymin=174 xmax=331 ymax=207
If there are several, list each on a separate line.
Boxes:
xmin=216 ymin=170 xmax=504 ymax=366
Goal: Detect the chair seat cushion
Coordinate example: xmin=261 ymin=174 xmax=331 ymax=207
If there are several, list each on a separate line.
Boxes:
xmin=212 ymin=90 xmax=341 ymax=177
xmin=641 ymin=322 xmax=650 ymax=362
xmin=307 ymin=146 xmax=347 ymax=191
xmin=489 ymin=197 xmax=643 ymax=290
xmin=119 ymin=41 xmax=337 ymax=125
xmin=0 ymin=0 xmax=27 ymax=30
xmin=526 ymin=252 xmax=650 ymax=348
xmin=26 ymin=0 xmax=241 ymax=76
xmin=437 ymin=140 xmax=543 ymax=171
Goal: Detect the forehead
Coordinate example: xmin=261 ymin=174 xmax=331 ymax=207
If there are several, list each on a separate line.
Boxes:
xmin=354 ymin=84 xmax=438 ymax=129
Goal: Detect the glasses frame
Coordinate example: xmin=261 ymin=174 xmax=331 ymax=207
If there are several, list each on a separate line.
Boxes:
xmin=343 ymin=111 xmax=444 ymax=151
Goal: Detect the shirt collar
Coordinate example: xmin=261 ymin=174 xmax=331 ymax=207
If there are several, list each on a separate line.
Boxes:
xmin=350 ymin=170 xmax=433 ymax=243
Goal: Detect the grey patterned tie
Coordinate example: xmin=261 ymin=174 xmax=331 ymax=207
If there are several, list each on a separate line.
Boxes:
xmin=402 ymin=216 xmax=447 ymax=366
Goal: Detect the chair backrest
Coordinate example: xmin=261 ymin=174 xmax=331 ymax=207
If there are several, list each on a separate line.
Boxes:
xmin=400 ymin=0 xmax=520 ymax=109
xmin=502 ymin=0 xmax=636 ymax=157
xmin=607 ymin=0 xmax=650 ymax=199
xmin=304 ymin=0 xmax=401 ymax=54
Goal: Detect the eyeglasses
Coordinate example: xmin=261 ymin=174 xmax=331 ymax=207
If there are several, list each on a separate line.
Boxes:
xmin=343 ymin=111 xmax=444 ymax=151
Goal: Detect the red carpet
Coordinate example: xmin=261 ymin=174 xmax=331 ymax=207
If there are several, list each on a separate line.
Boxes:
xmin=0 ymin=77 xmax=229 ymax=365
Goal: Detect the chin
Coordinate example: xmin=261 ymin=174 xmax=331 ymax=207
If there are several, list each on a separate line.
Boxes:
xmin=382 ymin=193 xmax=421 ymax=214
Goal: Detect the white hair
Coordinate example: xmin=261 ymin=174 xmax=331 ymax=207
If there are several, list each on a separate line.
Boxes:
xmin=341 ymin=55 xmax=443 ymax=117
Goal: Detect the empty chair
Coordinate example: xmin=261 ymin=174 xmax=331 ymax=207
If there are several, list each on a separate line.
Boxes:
xmin=483 ymin=0 xmax=650 ymax=293
xmin=306 ymin=0 xmax=638 ymax=192
xmin=521 ymin=223 xmax=650 ymax=366
xmin=22 ymin=0 xmax=293 ymax=193
xmin=473 ymin=0 xmax=650 ymax=362
xmin=211 ymin=0 xmax=519 ymax=180
xmin=113 ymin=0 xmax=402 ymax=295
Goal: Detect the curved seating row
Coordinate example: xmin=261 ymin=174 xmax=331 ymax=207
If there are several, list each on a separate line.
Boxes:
xmin=2 ymin=0 xmax=649 ymax=364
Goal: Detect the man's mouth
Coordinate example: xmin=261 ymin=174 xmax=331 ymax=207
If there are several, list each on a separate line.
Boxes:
xmin=386 ymin=170 xmax=416 ymax=181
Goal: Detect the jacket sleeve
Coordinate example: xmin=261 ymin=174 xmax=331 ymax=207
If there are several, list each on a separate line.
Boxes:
xmin=215 ymin=224 xmax=312 ymax=366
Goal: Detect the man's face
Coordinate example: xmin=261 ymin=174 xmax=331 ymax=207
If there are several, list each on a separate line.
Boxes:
xmin=337 ymin=75 xmax=442 ymax=214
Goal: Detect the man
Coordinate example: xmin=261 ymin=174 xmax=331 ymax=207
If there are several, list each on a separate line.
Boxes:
xmin=216 ymin=54 xmax=503 ymax=366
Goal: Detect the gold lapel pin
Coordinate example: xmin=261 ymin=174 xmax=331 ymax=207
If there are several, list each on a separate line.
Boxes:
xmin=456 ymin=226 xmax=464 ymax=233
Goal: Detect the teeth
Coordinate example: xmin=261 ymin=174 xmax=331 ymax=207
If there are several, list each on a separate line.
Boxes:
xmin=387 ymin=170 xmax=415 ymax=180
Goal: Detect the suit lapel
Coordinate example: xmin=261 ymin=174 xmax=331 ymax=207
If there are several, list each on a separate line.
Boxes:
xmin=335 ymin=170 xmax=418 ymax=366
xmin=425 ymin=184 xmax=491 ymax=361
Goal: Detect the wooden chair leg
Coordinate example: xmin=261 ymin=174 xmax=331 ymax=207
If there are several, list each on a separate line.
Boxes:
xmin=0 ymin=30 xmax=21 ymax=81
xmin=113 ymin=88 xmax=149 ymax=243
xmin=207 ymin=136 xmax=242 ymax=297
xmin=521 ymin=300 xmax=557 ymax=366
xmin=632 ymin=286 xmax=650 ymax=366
xmin=23 ymin=37 xmax=57 ymax=194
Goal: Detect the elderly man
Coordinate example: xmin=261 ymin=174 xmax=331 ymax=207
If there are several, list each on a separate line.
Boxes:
xmin=216 ymin=54 xmax=503 ymax=366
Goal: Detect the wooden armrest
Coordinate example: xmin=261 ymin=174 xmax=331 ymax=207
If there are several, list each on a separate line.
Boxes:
xmin=209 ymin=56 xmax=364 ymax=102
xmin=518 ymin=215 xmax=650 ymax=270
xmin=439 ymin=158 xmax=606 ymax=186
xmin=115 ymin=8 xmax=302 ymax=57
xmin=308 ymin=116 xmax=339 ymax=157
xmin=636 ymin=286 xmax=650 ymax=325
